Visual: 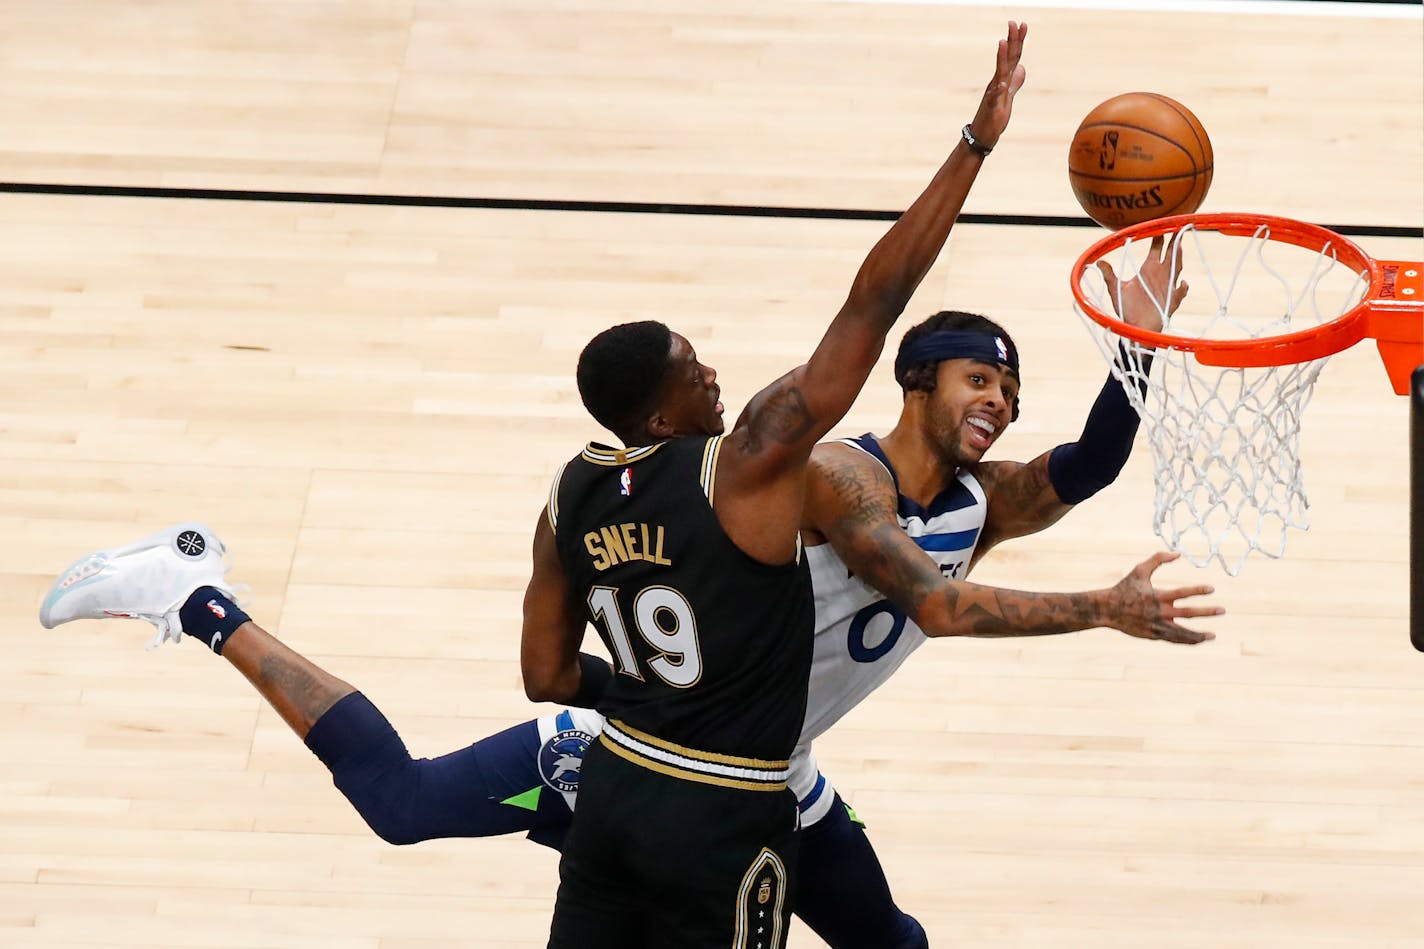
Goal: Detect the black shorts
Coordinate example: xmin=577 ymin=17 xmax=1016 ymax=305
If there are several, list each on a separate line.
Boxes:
xmin=547 ymin=737 xmax=800 ymax=949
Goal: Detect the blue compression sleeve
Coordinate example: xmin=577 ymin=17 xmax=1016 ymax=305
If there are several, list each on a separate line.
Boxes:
xmin=1047 ymin=360 xmax=1149 ymax=505
xmin=304 ymin=692 xmax=573 ymax=848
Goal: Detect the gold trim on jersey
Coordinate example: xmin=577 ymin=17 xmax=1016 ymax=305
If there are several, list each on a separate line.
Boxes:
xmin=699 ymin=435 xmax=724 ymax=504
xmin=598 ymin=734 xmax=788 ymax=792
xmin=608 ymin=717 xmax=789 ymax=771
xmin=546 ymin=460 xmax=568 ymax=532
xmin=580 ymin=442 xmax=666 ymax=467
xmin=734 ymin=848 xmax=788 ymax=949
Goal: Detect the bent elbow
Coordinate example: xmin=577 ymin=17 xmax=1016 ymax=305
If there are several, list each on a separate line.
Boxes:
xmin=915 ymin=601 xmax=970 ymax=639
xmin=522 ymin=677 xmax=553 ymax=703
xmin=522 ymin=670 xmax=569 ymax=704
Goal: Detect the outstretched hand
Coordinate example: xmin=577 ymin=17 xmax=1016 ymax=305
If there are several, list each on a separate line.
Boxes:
xmin=1107 ymin=551 xmax=1222 ymax=644
xmin=966 ymin=21 xmax=1028 ymax=150
xmin=1096 ymin=234 xmax=1189 ymax=334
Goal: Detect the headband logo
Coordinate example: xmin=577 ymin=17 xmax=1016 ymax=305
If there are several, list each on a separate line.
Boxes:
xmin=995 ymin=337 xmax=1008 ymax=362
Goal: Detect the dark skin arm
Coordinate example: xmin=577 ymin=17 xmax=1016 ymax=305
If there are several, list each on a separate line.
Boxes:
xmin=519 ymin=509 xmax=594 ymax=704
xmin=714 ymin=21 xmax=1029 ymax=565
xmin=803 ymin=442 xmax=1221 ymax=643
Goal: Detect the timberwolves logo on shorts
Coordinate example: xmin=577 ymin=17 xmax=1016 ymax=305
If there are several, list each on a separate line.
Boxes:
xmin=538 ymin=727 xmax=593 ymax=794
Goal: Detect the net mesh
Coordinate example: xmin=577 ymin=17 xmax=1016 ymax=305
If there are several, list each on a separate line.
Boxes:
xmin=1074 ymin=220 xmax=1370 ymax=574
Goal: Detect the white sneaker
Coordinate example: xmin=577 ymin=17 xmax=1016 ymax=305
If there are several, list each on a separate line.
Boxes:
xmin=39 ymin=522 xmax=238 ymax=649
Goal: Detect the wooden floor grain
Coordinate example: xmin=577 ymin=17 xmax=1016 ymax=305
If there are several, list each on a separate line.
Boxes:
xmin=2 ymin=1 xmax=1421 ymax=946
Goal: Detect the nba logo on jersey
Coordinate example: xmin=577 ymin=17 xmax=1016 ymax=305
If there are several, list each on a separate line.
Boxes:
xmin=994 ymin=336 xmax=1008 ymax=362
xmin=619 ymin=467 xmax=633 ymax=496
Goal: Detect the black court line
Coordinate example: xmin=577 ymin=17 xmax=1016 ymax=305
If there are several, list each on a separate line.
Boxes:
xmin=2 ymin=181 xmax=1420 ymax=241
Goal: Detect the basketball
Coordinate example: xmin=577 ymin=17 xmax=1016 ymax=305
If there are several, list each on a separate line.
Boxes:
xmin=1068 ymin=92 xmax=1213 ymax=229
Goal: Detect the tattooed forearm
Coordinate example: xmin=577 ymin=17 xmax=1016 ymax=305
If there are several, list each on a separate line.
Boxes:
xmin=933 ymin=583 xmax=1106 ymax=638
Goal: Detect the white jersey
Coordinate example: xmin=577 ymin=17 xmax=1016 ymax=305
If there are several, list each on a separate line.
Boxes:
xmin=547 ymin=434 xmax=988 ymax=827
xmin=788 ymin=435 xmax=987 ymax=823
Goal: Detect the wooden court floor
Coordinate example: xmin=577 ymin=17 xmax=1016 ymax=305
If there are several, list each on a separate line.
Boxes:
xmin=2 ymin=1 xmax=1422 ymax=946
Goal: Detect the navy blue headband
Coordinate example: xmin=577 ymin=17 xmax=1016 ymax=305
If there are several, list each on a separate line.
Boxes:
xmin=893 ymin=330 xmax=1019 ymax=383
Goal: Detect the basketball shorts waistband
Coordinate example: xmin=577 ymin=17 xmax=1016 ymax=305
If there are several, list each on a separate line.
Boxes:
xmin=599 ymin=719 xmax=791 ymax=792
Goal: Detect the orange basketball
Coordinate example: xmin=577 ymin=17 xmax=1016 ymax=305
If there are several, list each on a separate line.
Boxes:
xmin=1068 ymin=92 xmax=1213 ymax=229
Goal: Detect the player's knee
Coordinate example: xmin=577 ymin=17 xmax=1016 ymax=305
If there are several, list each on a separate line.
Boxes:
xmin=894 ymin=913 xmax=929 ymax=949
xmin=364 ymin=810 xmax=423 ymax=846
xmin=333 ymin=757 xmax=427 ymax=845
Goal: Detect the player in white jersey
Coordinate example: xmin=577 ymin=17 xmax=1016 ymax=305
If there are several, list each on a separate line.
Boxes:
xmin=791 ymin=436 xmax=991 ymax=826
xmin=801 ymin=437 xmax=988 ymax=747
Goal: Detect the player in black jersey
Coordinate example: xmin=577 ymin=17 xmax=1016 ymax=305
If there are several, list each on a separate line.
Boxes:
xmin=517 ymin=22 xmax=1029 ymax=949
xmin=31 ymin=20 xmax=1221 ymax=941
xmin=37 ymin=22 xmax=1036 ymax=949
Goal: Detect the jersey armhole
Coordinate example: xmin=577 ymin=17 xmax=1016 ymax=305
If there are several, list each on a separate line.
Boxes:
xmin=546 ymin=461 xmax=569 ymax=534
xmin=837 ymin=436 xmax=895 ymax=484
xmin=698 ymin=435 xmax=724 ymax=505
xmin=959 ymin=468 xmax=988 ymax=508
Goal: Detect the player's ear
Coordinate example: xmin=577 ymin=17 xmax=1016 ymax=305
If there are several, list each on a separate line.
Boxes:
xmin=646 ymin=411 xmax=676 ymax=439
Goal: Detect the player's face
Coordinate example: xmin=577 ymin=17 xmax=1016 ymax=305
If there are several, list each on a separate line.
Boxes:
xmin=655 ymin=332 xmax=725 ymax=436
xmin=922 ymin=359 xmax=1018 ymax=465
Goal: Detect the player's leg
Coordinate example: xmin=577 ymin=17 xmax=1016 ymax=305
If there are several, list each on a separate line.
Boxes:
xmin=305 ymin=695 xmax=580 ymax=846
xmin=637 ymin=770 xmax=799 ymax=948
xmin=794 ymin=792 xmax=928 ymax=949
xmin=547 ymin=739 xmax=649 ymax=949
xmin=39 ymin=522 xmax=579 ymax=847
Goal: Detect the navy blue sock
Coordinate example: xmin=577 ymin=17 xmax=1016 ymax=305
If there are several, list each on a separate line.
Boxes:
xmin=178 ymin=586 xmax=251 ymax=654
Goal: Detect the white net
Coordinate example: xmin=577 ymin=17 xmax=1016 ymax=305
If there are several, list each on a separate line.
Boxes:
xmin=1074 ymin=220 xmax=1371 ymax=575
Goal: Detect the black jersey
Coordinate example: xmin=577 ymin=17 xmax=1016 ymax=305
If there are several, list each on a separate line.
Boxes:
xmin=548 ymin=435 xmax=813 ymax=779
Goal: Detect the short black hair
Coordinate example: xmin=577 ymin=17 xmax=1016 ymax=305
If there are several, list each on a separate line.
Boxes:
xmin=576 ymin=320 xmax=674 ymax=443
xmin=894 ymin=310 xmax=1019 ymax=394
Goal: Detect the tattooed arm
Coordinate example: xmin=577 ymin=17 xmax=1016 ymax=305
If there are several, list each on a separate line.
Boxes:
xmin=716 ymin=24 xmax=1028 ymax=564
xmin=969 ymin=454 xmax=1073 ymax=563
xmin=805 ymin=443 xmax=1221 ymax=643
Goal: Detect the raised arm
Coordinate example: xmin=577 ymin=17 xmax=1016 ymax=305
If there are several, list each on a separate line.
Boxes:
xmin=976 ymin=234 xmax=1188 ymax=553
xmin=716 ymin=22 xmax=1029 ymax=562
xmin=804 ymin=443 xmax=1220 ymax=643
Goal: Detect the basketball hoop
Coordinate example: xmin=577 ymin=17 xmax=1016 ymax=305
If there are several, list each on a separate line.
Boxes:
xmin=1071 ymin=212 xmax=1422 ymax=575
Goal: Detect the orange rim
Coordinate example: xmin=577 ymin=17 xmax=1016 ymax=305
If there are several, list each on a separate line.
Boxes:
xmin=1071 ymin=212 xmax=1381 ymax=368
